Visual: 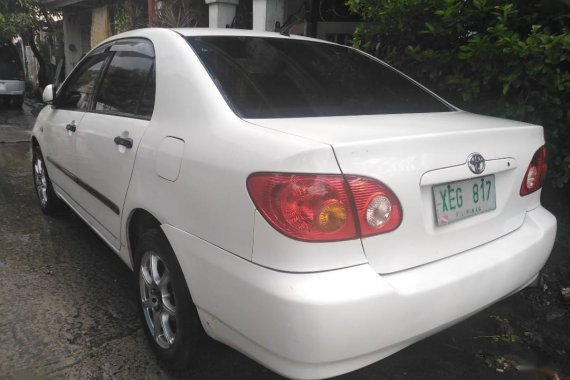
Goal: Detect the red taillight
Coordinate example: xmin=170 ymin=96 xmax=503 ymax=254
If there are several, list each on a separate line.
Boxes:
xmin=247 ymin=173 xmax=358 ymax=241
xmin=247 ymin=173 xmax=402 ymax=242
xmin=520 ymin=146 xmax=547 ymax=196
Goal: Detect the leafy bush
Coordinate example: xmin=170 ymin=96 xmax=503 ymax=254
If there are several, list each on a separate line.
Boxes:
xmin=347 ymin=0 xmax=570 ymax=189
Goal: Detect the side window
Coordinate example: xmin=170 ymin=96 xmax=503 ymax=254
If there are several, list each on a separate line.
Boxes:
xmin=137 ymin=65 xmax=156 ymax=118
xmin=0 ymin=42 xmax=23 ymax=79
xmin=94 ymin=40 xmax=155 ymax=117
xmin=57 ymin=53 xmax=108 ymax=110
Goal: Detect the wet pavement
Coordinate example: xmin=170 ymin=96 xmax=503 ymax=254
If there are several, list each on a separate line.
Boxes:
xmin=1 ymin=105 xmax=568 ymax=380
xmin=0 ymin=106 xmax=35 ymax=143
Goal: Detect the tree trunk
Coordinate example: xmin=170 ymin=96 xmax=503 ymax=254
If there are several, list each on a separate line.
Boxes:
xmin=27 ymin=28 xmax=48 ymax=89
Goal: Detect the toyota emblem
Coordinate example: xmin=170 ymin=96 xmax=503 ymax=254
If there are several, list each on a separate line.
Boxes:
xmin=467 ymin=153 xmax=486 ymax=174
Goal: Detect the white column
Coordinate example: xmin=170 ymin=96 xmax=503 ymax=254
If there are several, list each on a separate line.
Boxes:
xmin=90 ymin=6 xmax=112 ymax=48
xmin=252 ymin=0 xmax=284 ymax=31
xmin=205 ymin=0 xmax=239 ymax=28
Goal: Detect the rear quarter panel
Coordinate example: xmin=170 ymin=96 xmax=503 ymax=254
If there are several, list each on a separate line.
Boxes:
xmin=120 ymin=29 xmax=366 ymax=271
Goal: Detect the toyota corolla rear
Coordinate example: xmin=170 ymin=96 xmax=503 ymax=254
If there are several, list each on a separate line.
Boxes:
xmin=247 ymin=112 xmax=552 ymax=274
xmin=178 ymin=34 xmax=557 ymax=379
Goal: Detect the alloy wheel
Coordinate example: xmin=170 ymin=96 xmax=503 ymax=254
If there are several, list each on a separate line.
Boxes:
xmin=33 ymin=155 xmax=48 ymax=207
xmin=139 ymin=250 xmax=177 ymax=349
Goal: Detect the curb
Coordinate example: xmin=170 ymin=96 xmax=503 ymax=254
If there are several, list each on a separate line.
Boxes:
xmin=24 ymin=97 xmax=44 ymax=117
xmin=23 ymin=97 xmax=43 ymax=108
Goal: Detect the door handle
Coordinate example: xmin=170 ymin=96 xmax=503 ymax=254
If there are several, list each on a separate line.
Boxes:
xmin=114 ymin=136 xmax=133 ymax=149
xmin=65 ymin=123 xmax=76 ymax=132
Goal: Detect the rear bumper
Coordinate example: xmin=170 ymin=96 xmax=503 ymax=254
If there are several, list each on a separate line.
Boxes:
xmin=163 ymin=206 xmax=556 ymax=380
xmin=0 ymin=80 xmax=25 ymax=96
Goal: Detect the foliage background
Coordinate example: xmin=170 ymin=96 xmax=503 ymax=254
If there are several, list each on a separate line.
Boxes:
xmin=0 ymin=0 xmax=54 ymax=42
xmin=0 ymin=0 xmax=60 ymax=89
xmin=347 ymin=0 xmax=570 ymax=189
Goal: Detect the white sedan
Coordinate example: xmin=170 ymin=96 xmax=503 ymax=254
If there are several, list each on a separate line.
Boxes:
xmin=31 ymin=28 xmax=556 ymax=379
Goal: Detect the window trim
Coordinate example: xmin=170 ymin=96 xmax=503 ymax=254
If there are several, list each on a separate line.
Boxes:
xmin=84 ymin=109 xmax=155 ymax=121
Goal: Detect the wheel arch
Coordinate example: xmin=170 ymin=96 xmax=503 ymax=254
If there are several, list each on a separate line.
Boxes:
xmin=127 ymin=208 xmax=163 ymax=266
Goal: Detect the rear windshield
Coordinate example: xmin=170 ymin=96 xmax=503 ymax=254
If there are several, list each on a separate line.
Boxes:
xmin=186 ymin=36 xmax=452 ymax=118
xmin=0 ymin=42 xmax=22 ymax=80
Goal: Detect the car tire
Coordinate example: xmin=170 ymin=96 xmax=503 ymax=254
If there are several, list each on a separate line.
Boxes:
xmin=32 ymin=145 xmax=64 ymax=215
xmin=134 ymin=228 xmax=202 ymax=369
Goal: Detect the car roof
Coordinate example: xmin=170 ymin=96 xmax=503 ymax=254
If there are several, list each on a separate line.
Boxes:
xmin=170 ymin=27 xmax=331 ymax=44
xmin=172 ymin=27 xmax=301 ymax=37
xmin=98 ymin=28 xmax=338 ymax=56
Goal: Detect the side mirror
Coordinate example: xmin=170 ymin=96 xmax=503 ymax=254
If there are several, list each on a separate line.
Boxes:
xmin=42 ymin=84 xmax=55 ymax=104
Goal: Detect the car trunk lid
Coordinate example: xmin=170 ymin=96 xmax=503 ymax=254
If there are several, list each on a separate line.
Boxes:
xmin=246 ymin=111 xmax=544 ymax=273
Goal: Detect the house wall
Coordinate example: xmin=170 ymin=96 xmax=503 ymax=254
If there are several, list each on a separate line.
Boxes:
xmin=91 ymin=6 xmax=112 ymax=48
xmin=54 ymin=0 xmax=360 ymax=79
xmin=252 ymin=0 xmax=284 ymax=31
xmin=62 ymin=8 xmax=91 ymax=75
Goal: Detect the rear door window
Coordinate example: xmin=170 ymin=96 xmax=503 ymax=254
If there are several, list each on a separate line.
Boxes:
xmin=94 ymin=39 xmax=155 ymax=118
xmin=137 ymin=64 xmax=156 ymax=118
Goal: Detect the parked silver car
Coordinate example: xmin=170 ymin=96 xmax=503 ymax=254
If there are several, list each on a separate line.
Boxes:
xmin=0 ymin=39 xmax=25 ymax=108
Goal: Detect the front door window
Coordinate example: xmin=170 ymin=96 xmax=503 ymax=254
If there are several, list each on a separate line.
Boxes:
xmin=57 ymin=53 xmax=109 ymax=110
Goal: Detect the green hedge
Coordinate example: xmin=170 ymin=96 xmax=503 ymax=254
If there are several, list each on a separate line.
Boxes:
xmin=347 ymin=0 xmax=570 ymax=189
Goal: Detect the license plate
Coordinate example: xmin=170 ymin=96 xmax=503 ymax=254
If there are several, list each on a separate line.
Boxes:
xmin=433 ymin=175 xmax=496 ymax=226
